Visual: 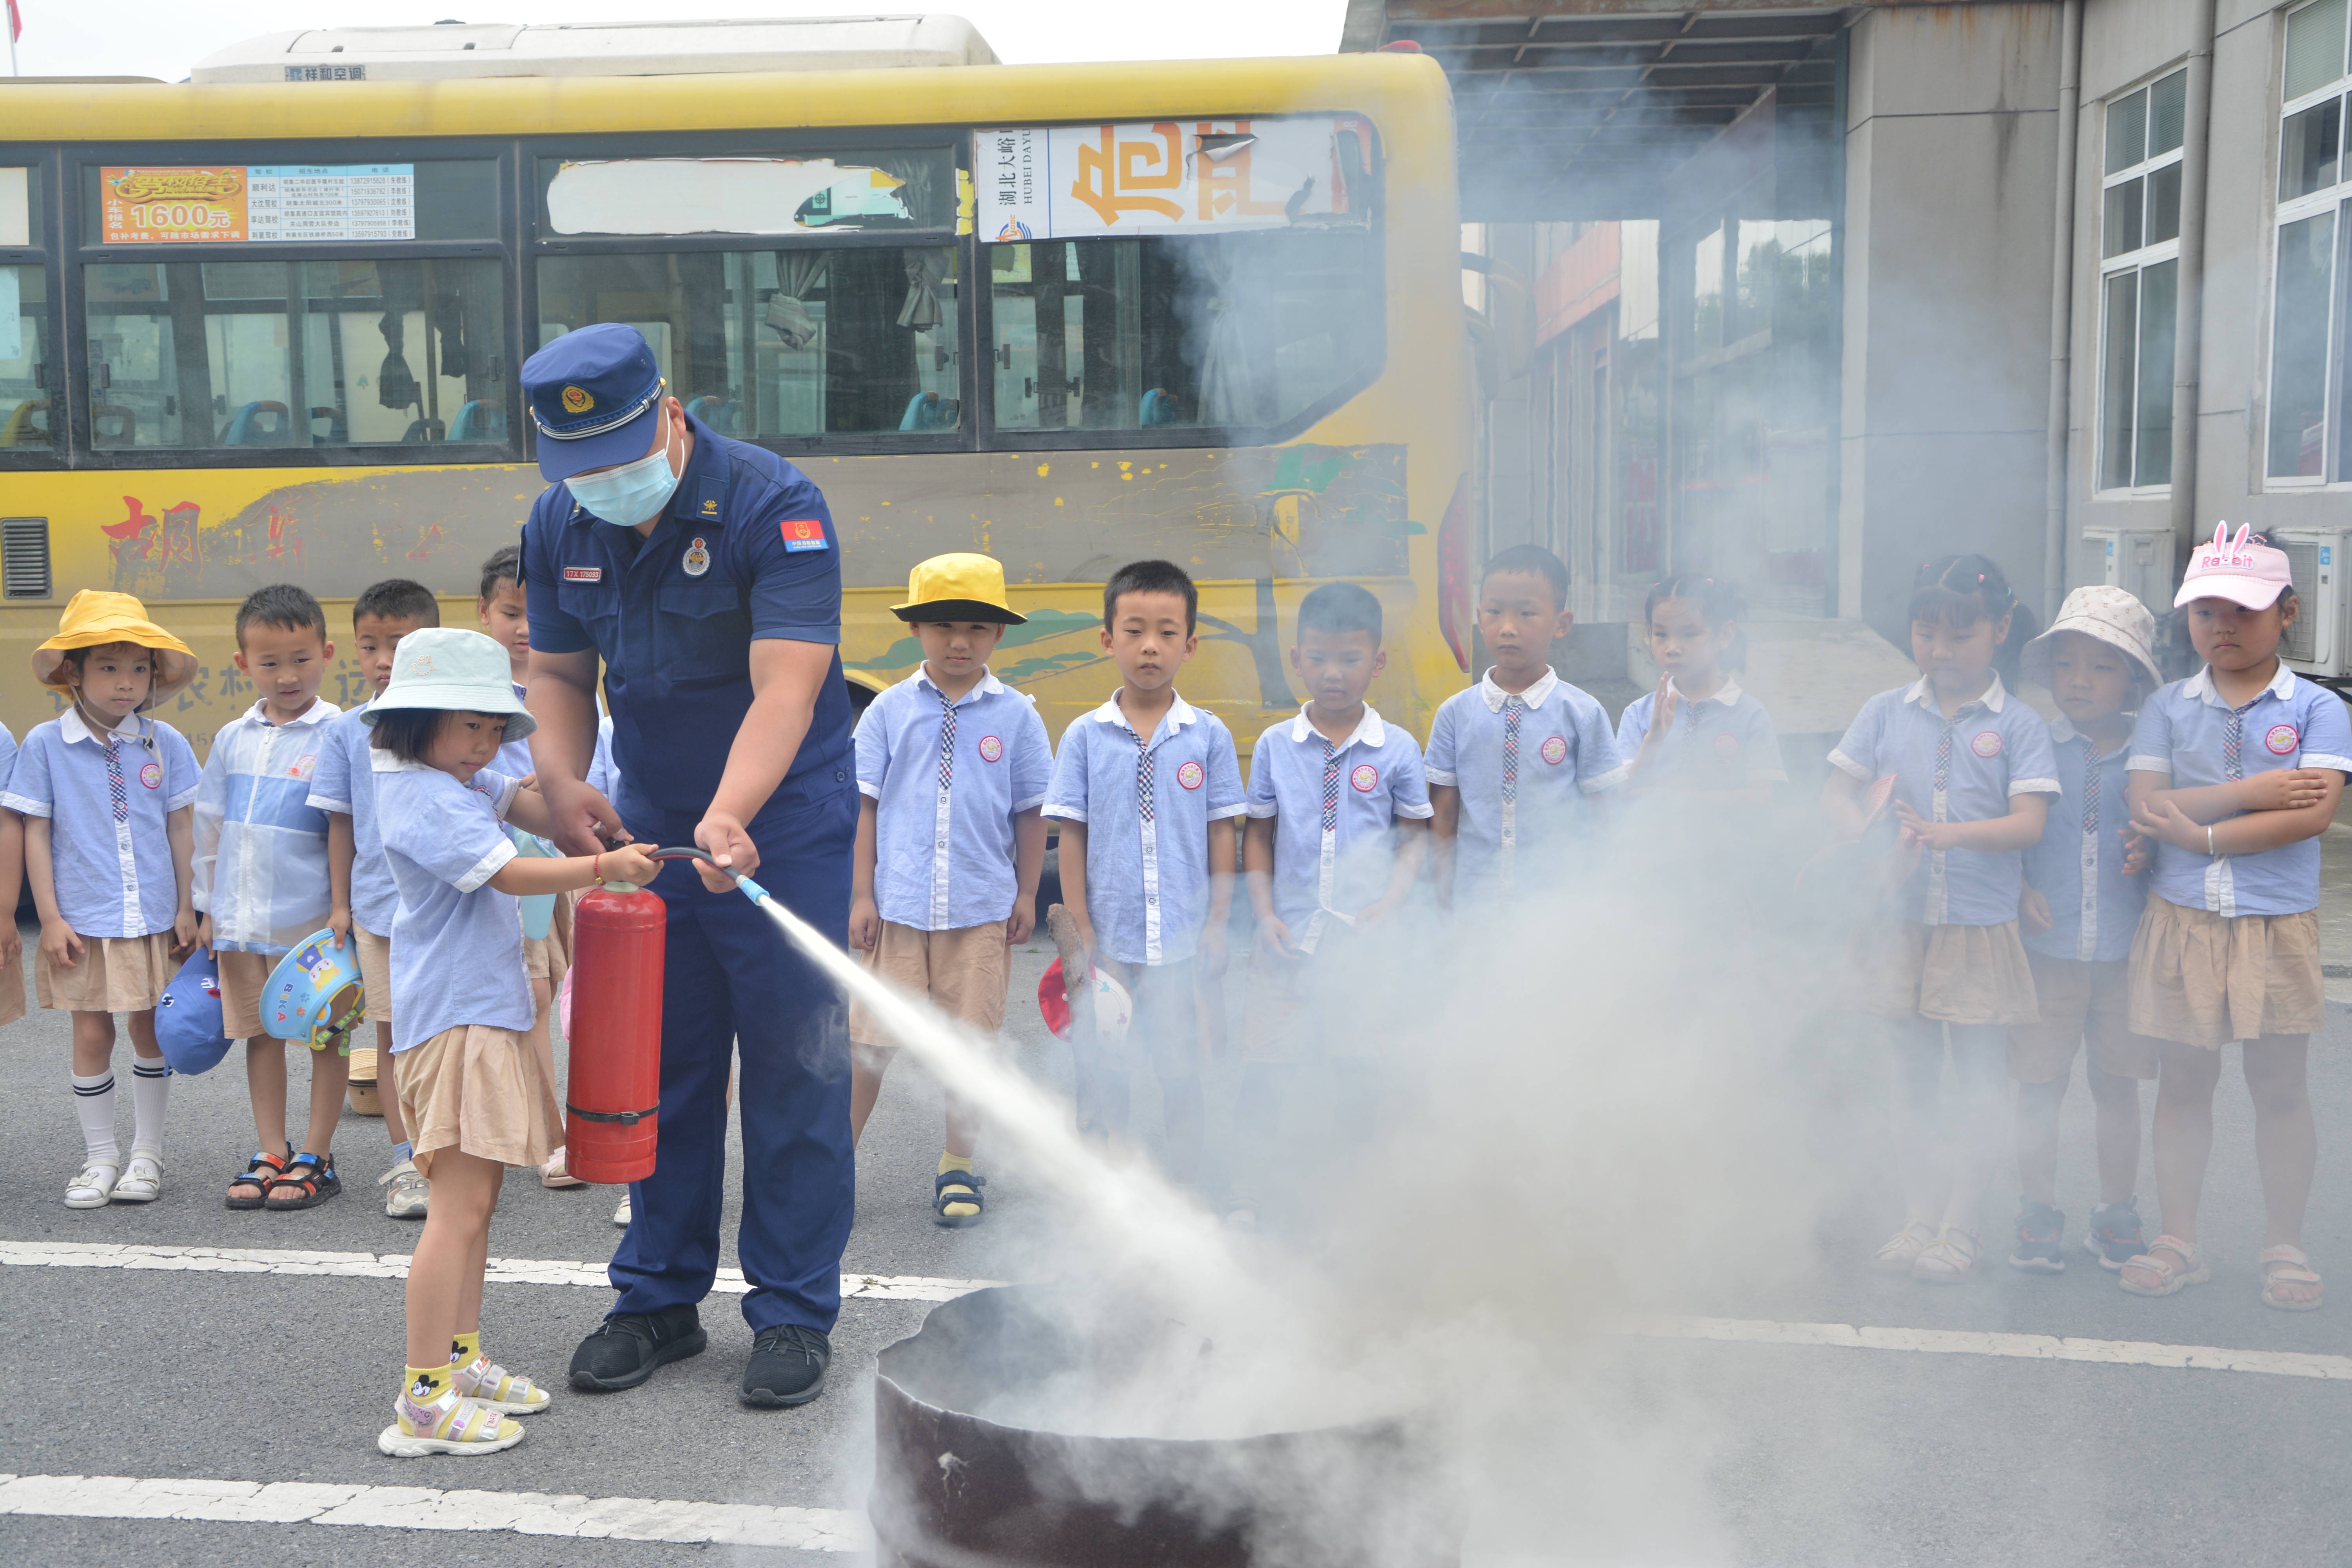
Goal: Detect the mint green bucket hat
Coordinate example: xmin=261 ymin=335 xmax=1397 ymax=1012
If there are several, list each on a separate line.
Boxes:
xmin=360 ymin=626 xmax=537 ymax=740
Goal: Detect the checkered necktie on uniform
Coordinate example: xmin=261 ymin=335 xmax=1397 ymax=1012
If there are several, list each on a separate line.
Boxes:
xmin=1933 ymin=717 xmax=1955 ymax=799
xmin=936 ymin=688 xmax=956 ymax=791
xmin=102 ymin=730 xmax=128 ymax=825
xmin=2222 ymin=696 xmax=2263 ymax=781
xmin=2083 ymin=750 xmax=2100 ymax=838
xmin=1319 ymin=735 xmax=1341 ymax=834
xmin=1501 ymin=696 xmax=1525 ymax=804
xmin=1135 ymin=730 xmax=1155 ymax=823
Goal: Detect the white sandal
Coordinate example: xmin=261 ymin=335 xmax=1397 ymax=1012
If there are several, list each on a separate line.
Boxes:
xmin=2118 ymin=1234 xmax=2209 ymax=1297
xmin=64 ymin=1161 xmax=122 ymax=1209
xmin=2259 ymin=1245 xmax=2323 ymax=1312
xmin=113 ymin=1154 xmax=163 ymax=1204
xmin=1913 ymin=1225 xmax=1982 ymax=1283
xmin=1869 ymin=1222 xmax=1936 ymax=1274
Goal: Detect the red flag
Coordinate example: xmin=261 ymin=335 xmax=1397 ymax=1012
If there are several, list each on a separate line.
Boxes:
xmin=6 ymin=2 xmax=20 ymax=45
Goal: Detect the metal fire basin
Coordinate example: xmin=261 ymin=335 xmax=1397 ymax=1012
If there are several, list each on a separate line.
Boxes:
xmin=872 ymin=1285 xmax=1460 ymax=1568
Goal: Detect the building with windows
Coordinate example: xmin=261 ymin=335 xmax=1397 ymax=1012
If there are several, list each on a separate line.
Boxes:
xmin=1347 ymin=0 xmax=2352 ymax=712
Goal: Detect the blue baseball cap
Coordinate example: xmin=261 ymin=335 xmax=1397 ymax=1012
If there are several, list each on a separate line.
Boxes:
xmin=156 ymin=949 xmax=231 ymax=1076
xmin=522 ymin=322 xmax=667 ymax=482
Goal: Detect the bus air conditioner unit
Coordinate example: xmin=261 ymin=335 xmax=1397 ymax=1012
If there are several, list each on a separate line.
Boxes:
xmin=2270 ymin=526 xmax=2352 ymax=680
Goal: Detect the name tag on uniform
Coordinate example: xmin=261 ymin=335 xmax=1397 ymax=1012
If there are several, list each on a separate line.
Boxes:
xmin=563 ymin=566 xmax=603 ymax=582
xmin=779 ymin=518 xmax=829 ymax=553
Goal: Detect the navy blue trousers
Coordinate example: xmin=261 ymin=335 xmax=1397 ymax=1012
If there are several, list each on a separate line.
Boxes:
xmin=606 ymin=774 xmax=857 ymax=1334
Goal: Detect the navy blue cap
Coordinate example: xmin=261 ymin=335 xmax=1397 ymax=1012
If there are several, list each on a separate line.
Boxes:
xmin=522 ymin=323 xmax=667 ymax=482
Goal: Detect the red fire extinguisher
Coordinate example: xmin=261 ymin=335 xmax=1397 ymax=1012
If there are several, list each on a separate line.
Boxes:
xmin=566 ymin=879 xmax=667 ymax=1185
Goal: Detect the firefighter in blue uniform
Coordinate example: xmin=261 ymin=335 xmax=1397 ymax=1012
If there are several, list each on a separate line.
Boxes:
xmin=516 ymin=323 xmax=856 ymax=1409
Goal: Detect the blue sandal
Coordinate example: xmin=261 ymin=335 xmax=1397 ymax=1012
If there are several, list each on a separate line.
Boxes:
xmin=264 ymin=1151 xmax=341 ymax=1211
xmin=933 ymin=1169 xmax=985 ymax=1228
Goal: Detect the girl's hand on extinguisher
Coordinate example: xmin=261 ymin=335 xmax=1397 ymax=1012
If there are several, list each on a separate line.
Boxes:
xmin=849 ymin=895 xmax=880 ymax=952
xmin=598 ymin=843 xmax=662 ymax=889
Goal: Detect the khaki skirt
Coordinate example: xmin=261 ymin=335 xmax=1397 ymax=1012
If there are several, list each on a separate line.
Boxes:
xmin=2128 ymin=895 xmax=2323 ymax=1048
xmin=1860 ymin=919 xmax=2039 ymax=1027
xmin=393 ymin=1023 xmax=556 ymax=1177
xmin=0 ymin=956 xmax=25 ymax=1027
xmin=36 ymin=930 xmax=175 ymax=1014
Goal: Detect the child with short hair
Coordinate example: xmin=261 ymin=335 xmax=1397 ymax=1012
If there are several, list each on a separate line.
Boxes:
xmin=1045 ymin=559 xmax=1245 ymax=1181
xmin=370 ymin=627 xmax=661 ymax=1457
xmin=310 ymin=577 xmax=441 ymax=1219
xmin=1234 ymin=581 xmax=1431 ymax=1224
xmin=194 ymin=583 xmax=346 ymax=1211
xmin=848 ymin=554 xmax=1052 ymax=1226
xmin=2118 ymin=526 xmax=2350 ymax=1310
xmin=0 ymin=723 xmax=23 ymax=1032
xmin=1426 ymin=544 xmax=1626 ymax=906
xmin=1617 ymin=573 xmax=1786 ymax=799
xmin=1828 ymin=554 xmax=2059 ymax=1284
xmin=5 ymin=592 xmax=201 ymax=1207
xmin=2006 ymin=587 xmax=2164 ymax=1274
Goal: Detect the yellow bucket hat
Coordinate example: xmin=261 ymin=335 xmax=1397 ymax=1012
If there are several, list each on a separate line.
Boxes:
xmin=34 ymin=590 xmax=200 ymax=710
xmin=891 ymin=552 xmax=1026 ymax=625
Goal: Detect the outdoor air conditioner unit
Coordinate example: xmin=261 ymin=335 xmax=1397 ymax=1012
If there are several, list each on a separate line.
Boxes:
xmin=2270 ymin=526 xmax=2352 ymax=679
xmin=2082 ymin=523 xmax=2176 ymax=620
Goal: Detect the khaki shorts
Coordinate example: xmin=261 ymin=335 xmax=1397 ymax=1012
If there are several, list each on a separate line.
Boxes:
xmin=0 ymin=957 xmax=24 ymax=1027
xmin=849 ymin=919 xmax=1009 ymax=1051
xmin=214 ymin=949 xmax=276 ymax=1040
xmin=352 ymin=924 xmax=394 ymax=1025
xmin=2007 ymin=952 xmax=2157 ymax=1082
xmin=523 ymin=889 xmax=576 ymax=983
xmin=394 ymin=1023 xmax=555 ymax=1177
xmin=1860 ymin=919 xmax=2039 ymax=1026
xmin=2128 ymin=895 xmax=2323 ymax=1047
xmin=37 ymin=931 xmax=174 ymax=1014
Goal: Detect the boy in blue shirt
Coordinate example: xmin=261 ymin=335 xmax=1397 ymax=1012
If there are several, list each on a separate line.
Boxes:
xmin=1045 ymin=559 xmax=1245 ymax=1182
xmin=195 ymin=583 xmax=346 ymax=1212
xmin=310 ymin=577 xmax=441 ymax=1220
xmin=848 ymin=553 xmax=1052 ymax=1227
xmin=1426 ymin=545 xmax=1626 ymax=906
xmin=1233 ymin=582 xmax=1430 ymax=1223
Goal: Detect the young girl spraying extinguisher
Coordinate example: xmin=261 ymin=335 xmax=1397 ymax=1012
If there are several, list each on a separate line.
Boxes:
xmin=368 ymin=628 xmax=659 ymax=1457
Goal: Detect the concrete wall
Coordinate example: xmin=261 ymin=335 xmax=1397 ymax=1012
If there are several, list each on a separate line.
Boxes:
xmin=1841 ymin=3 xmax=2065 ymax=639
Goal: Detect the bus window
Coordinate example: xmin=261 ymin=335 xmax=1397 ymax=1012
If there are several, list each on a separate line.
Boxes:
xmin=988 ymin=229 xmax=1380 ymax=437
xmin=80 ymin=160 xmax=498 ymax=245
xmin=83 ymin=257 xmax=506 ymax=450
xmin=537 ymin=150 xmax=956 ymax=235
xmin=1 ymin=264 xmax=53 ymax=451
xmin=535 ymin=245 xmax=958 ymax=437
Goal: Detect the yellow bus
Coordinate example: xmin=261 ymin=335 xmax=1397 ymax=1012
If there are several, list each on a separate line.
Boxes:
xmin=0 ymin=19 xmax=1471 ymax=756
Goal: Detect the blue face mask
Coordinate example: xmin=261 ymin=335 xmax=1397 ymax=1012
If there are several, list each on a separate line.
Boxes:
xmin=567 ymin=414 xmax=680 ymax=526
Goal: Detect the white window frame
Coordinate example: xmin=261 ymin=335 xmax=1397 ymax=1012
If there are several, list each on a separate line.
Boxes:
xmin=2268 ymin=0 xmax=2352 ymax=490
xmin=2094 ymin=67 xmax=2188 ymax=499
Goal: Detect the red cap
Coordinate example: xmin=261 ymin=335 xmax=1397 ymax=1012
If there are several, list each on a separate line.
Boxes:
xmin=1038 ymin=959 xmax=1073 ymax=1041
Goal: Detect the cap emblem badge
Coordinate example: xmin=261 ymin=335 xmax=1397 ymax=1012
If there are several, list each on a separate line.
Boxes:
xmin=561 ymin=385 xmax=594 ymax=414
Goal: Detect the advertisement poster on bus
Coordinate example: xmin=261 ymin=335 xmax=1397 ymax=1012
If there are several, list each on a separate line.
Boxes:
xmin=99 ymin=165 xmax=416 ymax=243
xmin=972 ymin=118 xmax=1368 ymax=241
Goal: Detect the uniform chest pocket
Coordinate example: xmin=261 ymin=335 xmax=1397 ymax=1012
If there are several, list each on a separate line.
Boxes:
xmin=656 ymin=583 xmax=748 ymax=678
xmin=556 ymin=580 xmax=621 ymax=652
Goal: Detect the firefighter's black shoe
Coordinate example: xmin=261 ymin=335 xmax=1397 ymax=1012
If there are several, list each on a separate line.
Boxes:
xmin=741 ymin=1323 xmax=830 ymax=1408
xmin=568 ymin=1304 xmax=706 ymax=1392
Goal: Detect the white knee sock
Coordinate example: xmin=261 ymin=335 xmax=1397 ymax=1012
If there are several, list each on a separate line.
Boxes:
xmin=72 ymin=1071 xmax=119 ymax=1165
xmin=129 ymin=1058 xmax=169 ymax=1161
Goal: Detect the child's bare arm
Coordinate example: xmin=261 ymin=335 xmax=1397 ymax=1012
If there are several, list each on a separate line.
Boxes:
xmin=1009 ymin=807 xmax=1046 ymax=946
xmin=1242 ymin=814 xmax=1279 ymax=920
xmin=502 ymin=784 xmax=556 ymax=840
xmin=2136 ymin=771 xmax=2333 ymax=822
xmin=487 ymin=840 xmax=659 ymax=896
xmin=325 ymin=812 xmax=356 ymax=944
xmin=1362 ymin=817 xmax=1429 ymax=923
xmin=1056 ymin=820 xmax=1093 ymax=958
xmin=849 ymin=795 xmax=880 ymax=951
xmin=0 ymin=808 xmax=20 ymax=969
xmin=166 ymin=804 xmax=198 ymax=952
xmin=1428 ymin=784 xmax=1459 ymax=909
xmin=1202 ymin=817 xmax=1238 ymax=976
xmin=25 ymin=816 xmax=78 ymax=967
xmin=1895 ymin=792 xmax=2049 ymax=853
xmin=2133 ymin=770 xmax=2344 ymax=856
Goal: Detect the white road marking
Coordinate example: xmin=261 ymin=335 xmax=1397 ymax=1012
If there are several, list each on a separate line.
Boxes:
xmin=1628 ymin=1315 xmax=2352 ymax=1381
xmin=0 ymin=1472 xmax=864 ymax=1551
xmin=0 ymin=1240 xmax=992 ymax=1301
xmin=10 ymin=1242 xmax=2343 ymax=1382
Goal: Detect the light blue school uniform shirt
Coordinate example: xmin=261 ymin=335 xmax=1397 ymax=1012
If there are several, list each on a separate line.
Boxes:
xmin=1829 ymin=675 xmax=2061 ymax=927
xmin=372 ymin=757 xmax=526 ymax=1053
xmin=2021 ymin=717 xmax=2144 ymax=963
xmin=496 ymin=681 xmax=536 ymax=780
xmin=1244 ymin=704 xmax=1433 ymax=953
xmin=586 ymin=715 xmax=621 ymax=800
xmin=2 ymin=710 xmax=200 ymax=938
xmin=856 ymin=667 xmax=1053 ymax=932
xmin=192 ymin=696 xmax=341 ymax=955
xmin=2129 ymin=663 xmax=2352 ymax=918
xmin=0 ymin=723 xmax=15 ymax=794
xmin=305 ymin=700 xmax=402 ymax=937
xmin=1423 ymin=666 xmax=1627 ymax=895
xmin=1615 ymin=677 xmax=1788 ymax=788
xmin=1044 ymin=691 xmax=1247 ymax=965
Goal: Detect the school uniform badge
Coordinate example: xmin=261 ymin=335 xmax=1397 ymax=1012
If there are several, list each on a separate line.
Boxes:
xmin=978 ymin=735 xmax=1003 ymax=762
xmin=1351 ymin=763 xmax=1379 ymax=793
xmin=2268 ymin=724 xmax=2300 ymax=754
xmin=1539 ymin=735 xmax=1569 ymax=766
xmin=1714 ymin=734 xmax=1741 ymax=756
xmin=1176 ymin=760 xmax=1205 ymax=790
xmin=682 ymin=537 xmax=711 ymax=578
xmin=1971 ymin=730 xmax=2004 ymax=758
xmin=139 ymin=762 xmax=163 ymax=789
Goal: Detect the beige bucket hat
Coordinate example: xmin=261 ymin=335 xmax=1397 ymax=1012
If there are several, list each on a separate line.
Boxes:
xmin=2021 ymin=584 xmax=2163 ymax=693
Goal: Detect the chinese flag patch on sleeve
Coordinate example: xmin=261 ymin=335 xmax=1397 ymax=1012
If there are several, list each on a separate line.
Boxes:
xmin=779 ymin=517 xmax=830 ymax=554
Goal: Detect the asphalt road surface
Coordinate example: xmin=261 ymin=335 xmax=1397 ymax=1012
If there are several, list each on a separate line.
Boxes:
xmin=1 ymin=924 xmax=2347 ymax=1566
